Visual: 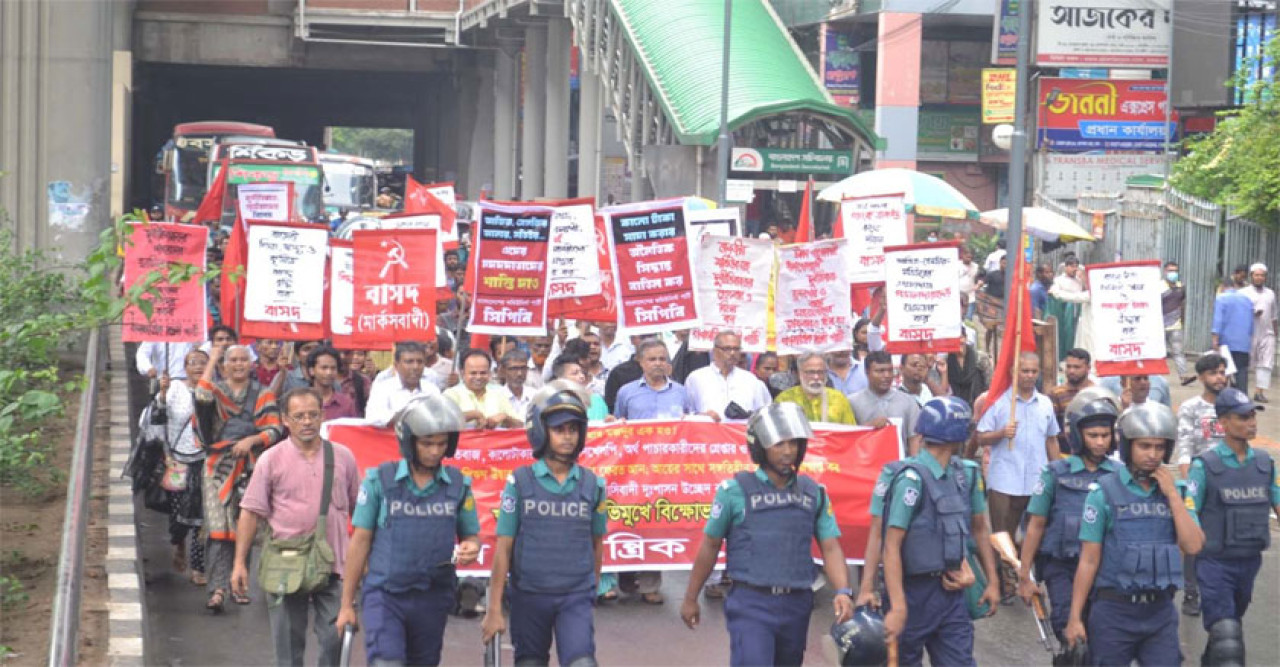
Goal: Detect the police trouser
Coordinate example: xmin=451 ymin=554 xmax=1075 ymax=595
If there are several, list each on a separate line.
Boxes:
xmin=724 ymin=585 xmax=814 ymax=667
xmin=508 ymin=586 xmax=595 ymax=666
xmin=1195 ymin=555 xmax=1263 ymax=631
xmin=1086 ymin=592 xmax=1180 ymax=667
xmin=893 ymin=576 xmax=975 ymax=667
xmin=1036 ymin=556 xmax=1078 ymax=641
xmin=362 ymin=586 xmax=455 ymax=666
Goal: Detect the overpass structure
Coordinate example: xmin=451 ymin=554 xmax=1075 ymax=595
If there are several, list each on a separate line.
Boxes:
xmin=1 ymin=0 xmax=878 ymax=262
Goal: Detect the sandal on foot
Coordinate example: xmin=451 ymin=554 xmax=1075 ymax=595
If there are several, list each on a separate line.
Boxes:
xmin=172 ymin=545 xmax=187 ymax=573
xmin=190 ymin=571 xmax=207 ymax=587
xmin=641 ymin=592 xmax=665 ymax=605
xmin=232 ymin=592 xmax=252 ymax=605
xmin=207 ymin=589 xmax=226 ymax=613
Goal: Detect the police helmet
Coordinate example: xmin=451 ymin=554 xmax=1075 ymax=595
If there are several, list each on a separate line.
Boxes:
xmin=525 ymin=382 xmax=589 ymax=459
xmin=1115 ymin=403 xmax=1177 ymax=465
xmin=830 ymin=606 xmax=888 ymax=666
xmin=393 ymin=395 xmax=465 ymax=461
xmin=1204 ymin=618 xmax=1245 ymax=667
xmin=915 ymin=396 xmax=973 ymax=446
xmin=1065 ymin=397 xmax=1119 ymax=456
xmin=746 ymin=402 xmax=813 ymax=467
xmin=1064 ymin=386 xmax=1120 ymax=420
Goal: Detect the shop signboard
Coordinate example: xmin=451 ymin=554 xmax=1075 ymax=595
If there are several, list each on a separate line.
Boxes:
xmin=730 ymin=148 xmax=855 ymax=175
xmin=1037 ymin=78 xmax=1177 ymax=152
xmin=1036 ymin=0 xmax=1172 ymax=68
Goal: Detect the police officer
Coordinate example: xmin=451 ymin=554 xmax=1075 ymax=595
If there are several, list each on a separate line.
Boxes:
xmin=1184 ymin=387 xmax=1280 ymax=664
xmin=481 ymin=387 xmax=606 ymax=667
xmin=881 ymin=397 xmax=999 ymax=667
xmin=1018 ymin=391 xmax=1121 ymax=642
xmin=1064 ymin=403 xmax=1205 ymax=666
xmin=680 ymin=402 xmax=854 ymax=666
xmin=336 ymin=395 xmax=480 ymax=666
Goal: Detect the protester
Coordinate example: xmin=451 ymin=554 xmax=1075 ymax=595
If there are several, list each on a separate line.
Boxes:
xmin=598 ymin=323 xmax=634 ymax=373
xmin=849 ymin=351 xmax=921 ymax=453
xmin=253 ymin=339 xmax=285 ymax=387
xmin=500 ymin=349 xmax=534 ymax=419
xmin=444 ymin=349 xmax=522 ymax=429
xmin=1244 ymin=263 xmax=1276 ymax=403
xmin=580 ymin=330 xmax=607 ymax=395
xmin=336 ymin=349 xmax=369 ymax=418
xmin=946 ymin=342 xmax=988 ymax=408
xmin=670 ymin=329 xmax=710 ymax=384
xmin=551 ymin=354 xmax=610 ymax=421
xmin=958 ymin=245 xmax=981 ymax=320
xmin=279 ymin=340 xmax=323 ymax=394
xmin=1048 ymin=255 xmax=1091 ymax=358
xmin=603 ymin=345 xmax=644 ymax=413
xmin=826 ymin=349 xmax=867 ymax=398
xmin=422 ymin=338 xmax=455 ymax=390
xmin=774 ymin=353 xmax=856 ymax=425
xmin=136 ymin=340 xmax=195 ymax=384
xmin=684 ymin=331 xmax=771 ymax=421
xmin=1098 ymin=374 xmax=1171 ymax=409
xmin=851 ymin=318 xmax=871 ymax=362
xmin=1030 ymin=263 xmax=1052 ymax=319
xmin=232 ymin=388 xmax=361 ymax=665
xmin=306 ymin=346 xmax=359 ymax=421
xmin=897 ymin=353 xmax=936 ymax=407
xmin=975 ymin=352 xmax=1060 ymax=601
xmin=365 ymin=342 xmax=443 ymax=427
xmin=194 ymin=344 xmax=282 ymax=612
xmin=614 ymin=339 xmax=688 ymax=422
xmin=1212 ymin=277 xmax=1255 ymax=392
xmin=157 ymin=349 xmax=210 ymax=584
xmin=1048 ymin=348 xmax=1096 ymax=450
xmin=751 ymin=352 xmax=779 ymax=395
xmin=525 ymin=334 xmax=552 ymax=390
xmin=1162 ymin=261 xmax=1195 ymax=385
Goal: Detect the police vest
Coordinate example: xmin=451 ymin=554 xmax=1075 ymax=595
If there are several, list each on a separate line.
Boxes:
xmin=724 ymin=472 xmax=823 ymax=589
xmin=1039 ymin=458 xmax=1114 ymax=560
xmin=511 ymin=465 xmax=599 ymax=594
xmin=1196 ymin=448 xmax=1273 ymax=559
xmin=365 ymin=463 xmax=466 ymax=594
xmin=1095 ymin=474 xmax=1183 ymax=592
xmin=888 ymin=460 xmax=972 ymax=576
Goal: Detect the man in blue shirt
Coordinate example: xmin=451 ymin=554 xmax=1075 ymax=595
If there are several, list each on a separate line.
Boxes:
xmin=613 ymin=339 xmax=688 ymax=421
xmin=1212 ymin=280 xmax=1255 ymax=392
xmin=1030 ymin=263 xmax=1052 ymax=318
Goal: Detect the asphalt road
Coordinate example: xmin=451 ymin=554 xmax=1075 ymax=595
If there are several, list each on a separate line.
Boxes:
xmin=140 ymin=516 xmax=1280 ymax=666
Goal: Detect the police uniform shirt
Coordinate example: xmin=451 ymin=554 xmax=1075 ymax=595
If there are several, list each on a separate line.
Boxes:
xmin=869 ymin=464 xmax=899 ymax=518
xmin=1026 ymin=456 xmax=1119 ymax=518
xmin=704 ymin=467 xmax=841 ymax=540
xmin=1183 ymin=442 xmax=1280 ymax=515
xmin=351 ymin=460 xmax=482 ymax=536
xmin=884 ymin=449 xmax=987 ymax=530
xmin=1078 ymin=466 xmax=1200 ymax=543
xmin=495 ymin=460 xmax=609 ymax=537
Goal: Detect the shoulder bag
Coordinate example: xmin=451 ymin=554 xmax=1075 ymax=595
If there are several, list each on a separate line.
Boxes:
xmin=257 ymin=440 xmax=337 ymax=600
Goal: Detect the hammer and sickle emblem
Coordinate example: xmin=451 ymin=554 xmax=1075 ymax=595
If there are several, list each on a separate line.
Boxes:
xmin=379 ymin=239 xmax=410 ymax=279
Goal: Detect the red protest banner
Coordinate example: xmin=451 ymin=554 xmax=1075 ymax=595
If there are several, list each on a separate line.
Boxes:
xmin=883 ymin=241 xmax=965 ymax=354
xmin=550 ymin=211 xmax=619 ymax=324
xmin=468 ymin=202 xmax=553 ymax=336
xmin=379 ymin=211 xmax=453 ymax=302
xmin=324 ymin=420 xmax=901 ymax=572
xmin=239 ymin=220 xmax=329 ymax=341
xmin=1087 ymin=260 xmax=1170 ymax=376
xmin=122 ymin=222 xmax=209 ymax=343
xmin=607 ymin=200 xmax=700 ymax=334
xmin=351 ymin=228 xmax=437 ymax=347
xmin=405 ymin=177 xmax=459 ymax=249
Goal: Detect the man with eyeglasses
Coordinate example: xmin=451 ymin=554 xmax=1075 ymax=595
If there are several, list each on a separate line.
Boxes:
xmin=232 ymin=387 xmax=362 ymax=666
xmin=684 ymin=331 xmax=771 ymax=422
xmin=774 ymin=353 xmax=857 ymax=425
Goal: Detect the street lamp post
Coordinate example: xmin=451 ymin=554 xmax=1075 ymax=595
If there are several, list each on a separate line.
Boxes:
xmin=1005 ymin=0 xmax=1033 ymax=303
xmin=715 ymin=0 xmax=732 ymax=205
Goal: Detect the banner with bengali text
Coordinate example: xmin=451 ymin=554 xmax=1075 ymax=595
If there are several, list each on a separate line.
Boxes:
xmin=840 ymin=194 xmax=908 ymax=287
xmin=379 ymin=212 xmax=453 ymax=302
xmin=689 ymin=235 xmax=773 ymax=353
xmin=243 ymin=221 xmax=329 ymax=324
xmin=545 ymin=199 xmax=602 ymax=302
xmin=468 ymin=202 xmax=553 ymax=336
xmin=236 ymin=182 xmax=293 ymax=222
xmin=550 ymin=212 xmax=619 ymax=323
xmin=775 ymin=239 xmax=853 ymax=355
xmin=324 ymin=419 xmax=901 ymax=572
xmin=122 ymin=222 xmax=209 ymax=343
xmin=607 ymin=200 xmax=700 ymax=334
xmin=1087 ymin=260 xmax=1169 ymax=376
xmin=328 ymin=239 xmax=355 ymax=349
xmin=883 ymin=242 xmax=965 ymax=354
xmin=352 ymin=229 xmax=437 ymax=346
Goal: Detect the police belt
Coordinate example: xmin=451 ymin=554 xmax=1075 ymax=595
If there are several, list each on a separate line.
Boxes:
xmin=732 ymin=582 xmax=809 ymax=596
xmin=1093 ymin=587 xmax=1173 ymax=605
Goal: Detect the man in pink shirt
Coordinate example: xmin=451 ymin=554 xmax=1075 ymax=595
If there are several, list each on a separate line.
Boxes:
xmin=232 ymin=387 xmax=361 ymax=667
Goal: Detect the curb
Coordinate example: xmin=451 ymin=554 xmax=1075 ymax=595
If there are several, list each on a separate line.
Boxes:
xmin=105 ymin=326 xmax=146 ymax=666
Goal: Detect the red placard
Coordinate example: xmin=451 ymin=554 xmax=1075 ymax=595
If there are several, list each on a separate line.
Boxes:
xmin=607 ymin=200 xmax=700 ymax=333
xmin=325 ymin=420 xmax=901 ymax=571
xmin=351 ymin=229 xmax=437 ymax=347
xmin=468 ymin=202 xmax=553 ymax=336
xmin=122 ymin=222 xmax=209 ymax=343
xmin=550 ymin=211 xmax=617 ymax=323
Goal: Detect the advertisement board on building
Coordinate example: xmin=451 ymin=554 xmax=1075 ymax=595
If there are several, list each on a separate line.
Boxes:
xmin=821 ymin=23 xmax=861 ymax=108
xmin=982 ymin=69 xmax=1017 ymax=124
xmin=1035 ymin=0 xmax=1172 ymax=68
xmin=730 ymin=148 xmax=855 ymax=175
xmin=991 ymin=0 xmax=1020 ymax=65
xmin=1037 ymin=78 xmax=1176 ymax=152
xmin=1040 ymin=153 xmax=1166 ymax=198
xmin=917 ymin=108 xmax=981 ymax=161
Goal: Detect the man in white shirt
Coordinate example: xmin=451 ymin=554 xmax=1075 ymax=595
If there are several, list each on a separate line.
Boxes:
xmin=136 ymin=341 xmax=195 ymax=380
xmin=499 ymin=349 xmax=534 ymax=420
xmin=983 ymin=240 xmax=1006 ymax=273
xmin=443 ymin=349 xmax=522 ymax=430
xmin=1244 ymin=263 xmax=1277 ymax=403
xmin=684 ymin=331 xmax=771 ymax=421
xmin=364 ymin=342 xmax=442 ymax=427
xmin=959 ymin=245 xmax=981 ymax=320
xmin=599 ymin=324 xmax=635 ymax=373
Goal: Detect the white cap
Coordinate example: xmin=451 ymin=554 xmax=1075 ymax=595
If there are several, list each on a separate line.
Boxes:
xmin=1250 ymin=262 xmax=1268 ymax=274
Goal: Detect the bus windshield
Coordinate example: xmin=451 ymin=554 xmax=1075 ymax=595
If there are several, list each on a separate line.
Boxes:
xmin=212 ymin=162 xmax=325 ymax=224
xmin=321 ymin=161 xmax=377 ymax=210
xmin=166 ymin=137 xmax=216 ymax=208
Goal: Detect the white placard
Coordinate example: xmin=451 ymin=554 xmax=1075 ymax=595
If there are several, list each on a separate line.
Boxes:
xmin=689 ymin=235 xmax=774 ymax=353
xmin=883 ymin=243 xmax=964 ymax=353
xmin=330 ymin=244 xmax=354 ymax=336
xmin=775 ymin=239 xmax=853 ymax=355
xmin=546 ymin=203 xmax=602 ymax=300
xmin=686 ymin=208 xmax=741 ymax=266
xmin=1036 ymin=0 xmax=1172 ymax=68
xmin=243 ymin=224 xmax=328 ymax=323
xmin=841 ymin=194 xmax=909 ymax=286
xmin=1087 ymin=261 xmax=1167 ymax=363
xmin=236 ymin=182 xmax=292 ymax=222
xmin=725 ymin=179 xmax=756 ymax=204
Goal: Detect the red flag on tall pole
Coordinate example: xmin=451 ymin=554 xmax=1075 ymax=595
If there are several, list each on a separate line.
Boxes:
xmin=191 ymin=159 xmax=228 ymax=227
xmin=981 ymin=234 xmax=1036 ymax=423
xmin=404 ymin=176 xmax=459 ymax=248
xmin=189 ymin=161 xmax=244 ymax=329
xmin=795 ymin=178 xmax=814 ymax=243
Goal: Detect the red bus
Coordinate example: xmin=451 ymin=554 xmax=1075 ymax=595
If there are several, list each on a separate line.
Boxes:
xmin=156 ymin=121 xmax=276 ymax=220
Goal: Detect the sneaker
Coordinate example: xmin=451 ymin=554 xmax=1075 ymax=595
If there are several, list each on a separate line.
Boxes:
xmin=1253 ymin=392 xmax=1269 ymax=404
xmin=1182 ymin=592 xmax=1201 ymax=617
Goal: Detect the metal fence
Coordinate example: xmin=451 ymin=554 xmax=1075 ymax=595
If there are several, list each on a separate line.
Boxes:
xmin=1037 ymin=185 xmax=1279 ymax=358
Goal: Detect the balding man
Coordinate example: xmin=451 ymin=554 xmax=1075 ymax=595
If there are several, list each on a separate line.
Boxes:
xmin=774 ymin=353 xmax=856 ymax=425
xmin=684 ymin=331 xmax=770 ymax=421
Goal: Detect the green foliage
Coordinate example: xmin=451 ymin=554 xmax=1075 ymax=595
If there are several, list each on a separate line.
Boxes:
xmin=0 ymin=575 xmax=27 ymax=611
xmin=1172 ymin=36 xmax=1280 ymax=227
xmin=329 ymin=127 xmax=414 ymax=164
xmin=968 ymin=233 xmax=1001 ymax=268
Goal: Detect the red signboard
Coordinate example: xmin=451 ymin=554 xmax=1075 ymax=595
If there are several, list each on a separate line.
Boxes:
xmin=468 ymin=202 xmax=553 ymax=336
xmin=607 ymin=200 xmax=700 ymax=334
xmin=351 ymin=228 xmax=437 ymax=347
xmin=1038 ymin=78 xmax=1177 ymax=152
xmin=122 ymin=222 xmax=209 ymax=343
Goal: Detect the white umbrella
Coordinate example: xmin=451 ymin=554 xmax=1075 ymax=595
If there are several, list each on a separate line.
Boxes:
xmin=978 ymin=208 xmax=1095 ymax=242
xmin=817 ymin=168 xmax=980 ymax=219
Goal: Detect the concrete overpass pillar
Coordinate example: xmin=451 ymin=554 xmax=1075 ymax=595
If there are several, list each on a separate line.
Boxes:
xmin=464 ymin=62 xmax=496 ymax=199
xmin=543 ymin=17 xmax=571 ymax=199
xmin=521 ymin=25 xmax=547 ymax=200
xmin=493 ymin=47 xmax=519 ymax=200
xmin=577 ymin=68 xmax=601 ymax=202
xmin=873 ymin=12 xmax=921 ymax=169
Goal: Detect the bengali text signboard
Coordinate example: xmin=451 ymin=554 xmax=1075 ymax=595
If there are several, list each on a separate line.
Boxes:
xmin=1038 ymin=78 xmax=1177 ymax=152
xmin=689 ymin=235 xmax=773 ymax=353
xmin=840 ymin=194 xmax=909 ymax=286
xmin=468 ymin=203 xmax=552 ymax=336
xmin=122 ymin=223 xmax=209 ymax=343
xmin=1087 ymin=260 xmax=1169 ymax=376
xmin=1036 ymin=0 xmax=1172 ymax=68
xmin=243 ymin=222 xmax=328 ymax=324
xmin=235 ymin=182 xmax=293 ymax=222
xmin=776 ymin=239 xmax=853 ymax=355
xmin=352 ymin=229 xmax=437 ymax=346
xmin=546 ymin=200 xmax=602 ymax=301
xmin=883 ymin=242 xmax=965 ymax=354
xmin=608 ymin=201 xmax=701 ymax=334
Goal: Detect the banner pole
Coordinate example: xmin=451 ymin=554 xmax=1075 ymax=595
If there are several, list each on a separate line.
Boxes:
xmin=1007 ymin=234 xmax=1025 ymax=450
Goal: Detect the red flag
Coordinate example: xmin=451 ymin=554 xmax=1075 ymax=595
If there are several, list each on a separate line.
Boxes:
xmin=192 ymin=160 xmax=228 ymax=226
xmin=980 ymin=239 xmax=1036 ymax=418
xmin=405 ymin=177 xmax=458 ymax=249
xmin=219 ymin=213 xmax=246 ymax=330
xmin=795 ymin=178 xmax=814 ymax=243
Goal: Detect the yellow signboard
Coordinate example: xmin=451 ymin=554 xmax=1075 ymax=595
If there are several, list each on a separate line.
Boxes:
xmin=982 ymin=69 xmax=1017 ymax=124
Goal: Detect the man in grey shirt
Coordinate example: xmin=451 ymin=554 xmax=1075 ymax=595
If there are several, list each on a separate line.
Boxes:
xmin=849 ymin=351 xmax=921 ymax=455
xmin=1174 ymin=352 xmax=1230 ymax=617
